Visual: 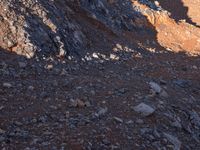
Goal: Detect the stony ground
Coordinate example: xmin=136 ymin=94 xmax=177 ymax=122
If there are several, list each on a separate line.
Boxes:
xmin=0 ymin=0 xmax=200 ymax=150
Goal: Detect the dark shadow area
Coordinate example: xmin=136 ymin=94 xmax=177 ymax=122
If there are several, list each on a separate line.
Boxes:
xmin=152 ymin=0 xmax=200 ymax=27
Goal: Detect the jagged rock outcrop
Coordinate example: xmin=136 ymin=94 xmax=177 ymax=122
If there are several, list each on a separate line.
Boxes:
xmin=1 ymin=0 xmax=200 ymax=58
xmin=0 ymin=0 xmax=85 ymax=58
xmin=0 ymin=0 xmax=160 ymax=58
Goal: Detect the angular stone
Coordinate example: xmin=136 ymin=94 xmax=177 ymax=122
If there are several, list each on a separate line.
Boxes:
xmin=133 ymin=103 xmax=155 ymax=117
xmin=164 ymin=133 xmax=181 ymax=150
xmin=149 ymin=81 xmax=162 ymax=94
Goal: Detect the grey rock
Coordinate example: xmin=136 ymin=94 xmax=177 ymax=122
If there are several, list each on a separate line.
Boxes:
xmin=95 ymin=107 xmax=108 ymax=118
xmin=173 ymin=79 xmax=191 ymax=88
xmin=0 ymin=128 xmax=5 ymax=134
xmin=113 ymin=117 xmax=123 ymax=123
xmin=133 ymin=103 xmax=155 ymax=117
xmin=0 ymin=136 xmax=5 ymax=142
xmin=163 ymin=133 xmax=181 ymax=150
xmin=190 ymin=111 xmax=200 ymax=128
xmin=135 ymin=119 xmax=144 ymax=124
xmin=149 ymin=81 xmax=162 ymax=94
xmin=171 ymin=120 xmax=182 ymax=129
xmin=3 ymin=82 xmax=12 ymax=88
xmin=18 ymin=61 xmax=27 ymax=68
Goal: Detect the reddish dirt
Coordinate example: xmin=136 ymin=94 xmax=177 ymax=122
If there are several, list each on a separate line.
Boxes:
xmin=132 ymin=0 xmax=200 ymax=55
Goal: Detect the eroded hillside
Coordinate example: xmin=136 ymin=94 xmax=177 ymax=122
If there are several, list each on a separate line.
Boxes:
xmin=0 ymin=0 xmax=200 ymax=149
xmin=1 ymin=0 xmax=200 ymax=58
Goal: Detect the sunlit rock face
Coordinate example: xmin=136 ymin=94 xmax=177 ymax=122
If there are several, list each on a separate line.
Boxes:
xmin=1 ymin=0 xmax=200 ymax=58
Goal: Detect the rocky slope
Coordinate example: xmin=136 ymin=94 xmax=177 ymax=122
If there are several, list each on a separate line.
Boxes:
xmin=0 ymin=0 xmax=200 ymax=149
xmin=1 ymin=0 xmax=200 ymax=59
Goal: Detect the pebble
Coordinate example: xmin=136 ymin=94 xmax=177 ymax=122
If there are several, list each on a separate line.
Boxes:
xmin=113 ymin=117 xmax=123 ymax=123
xmin=0 ymin=106 xmax=5 ymax=111
xmin=160 ymin=90 xmax=169 ymax=98
xmin=70 ymin=99 xmax=89 ymax=108
xmin=18 ymin=61 xmax=27 ymax=68
xmin=46 ymin=64 xmax=53 ymax=70
xmin=173 ymin=79 xmax=190 ymax=88
xmin=110 ymin=54 xmax=119 ymax=60
xmin=85 ymin=101 xmax=91 ymax=107
xmin=95 ymin=107 xmax=108 ymax=118
xmin=149 ymin=81 xmax=169 ymax=97
xmin=171 ymin=120 xmax=182 ymax=129
xmin=133 ymin=103 xmax=155 ymax=117
xmin=136 ymin=119 xmax=144 ymax=124
xmin=190 ymin=111 xmax=200 ymax=127
xmin=149 ymin=81 xmax=162 ymax=94
xmin=28 ymin=86 xmax=34 ymax=90
xmin=163 ymin=133 xmax=181 ymax=150
xmin=0 ymin=128 xmax=5 ymax=134
xmin=3 ymin=82 xmax=12 ymax=88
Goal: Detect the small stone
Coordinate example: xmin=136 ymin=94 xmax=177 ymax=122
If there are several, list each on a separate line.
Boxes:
xmin=0 ymin=106 xmax=5 ymax=111
xmin=160 ymin=90 xmax=169 ymax=98
xmin=110 ymin=54 xmax=119 ymax=60
xmin=14 ymin=121 xmax=23 ymax=126
xmin=46 ymin=64 xmax=53 ymax=70
xmin=136 ymin=119 xmax=144 ymax=124
xmin=28 ymin=86 xmax=34 ymax=90
xmin=163 ymin=133 xmax=181 ymax=150
xmin=0 ymin=128 xmax=5 ymax=134
xmin=95 ymin=107 xmax=108 ymax=118
xmin=113 ymin=117 xmax=123 ymax=123
xmin=3 ymin=83 xmax=12 ymax=88
xmin=173 ymin=79 xmax=190 ymax=88
xmin=0 ymin=136 xmax=5 ymax=142
xmin=70 ymin=99 xmax=86 ymax=108
xmin=92 ymin=53 xmax=99 ymax=59
xmin=133 ymin=103 xmax=155 ymax=117
xmin=85 ymin=101 xmax=91 ymax=107
xmin=171 ymin=120 xmax=182 ymax=129
xmin=90 ymin=90 xmax=96 ymax=95
xmin=60 ymin=69 xmax=68 ymax=75
xmin=192 ymin=65 xmax=198 ymax=69
xmin=52 ymin=80 xmax=58 ymax=86
xmin=190 ymin=111 xmax=200 ymax=127
xmin=149 ymin=82 xmax=162 ymax=94
xmin=77 ymin=99 xmax=85 ymax=107
xmin=126 ymin=120 xmax=134 ymax=124
xmin=154 ymin=1 xmax=160 ymax=6
xmin=18 ymin=61 xmax=27 ymax=68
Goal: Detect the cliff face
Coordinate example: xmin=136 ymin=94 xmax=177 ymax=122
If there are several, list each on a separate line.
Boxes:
xmin=1 ymin=0 xmax=200 ymax=59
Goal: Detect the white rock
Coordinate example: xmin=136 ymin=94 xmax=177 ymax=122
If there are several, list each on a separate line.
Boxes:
xmin=154 ymin=1 xmax=160 ymax=6
xmin=92 ymin=53 xmax=99 ymax=59
xmin=110 ymin=54 xmax=119 ymax=60
xmin=133 ymin=103 xmax=155 ymax=117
